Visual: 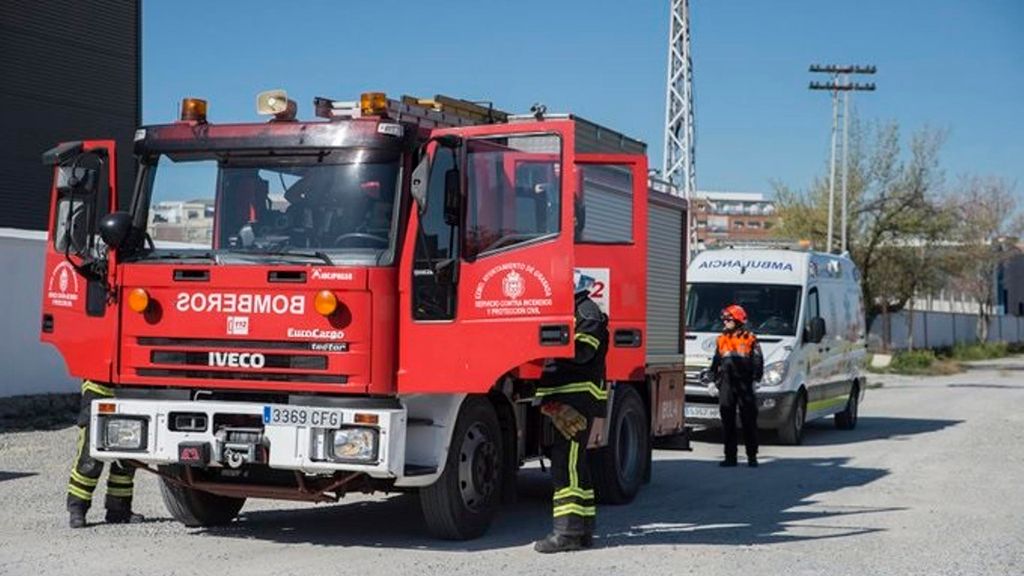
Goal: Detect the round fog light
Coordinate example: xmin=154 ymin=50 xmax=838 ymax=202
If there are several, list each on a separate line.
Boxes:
xmin=127 ymin=288 xmax=150 ymax=313
xmin=762 ymin=398 xmax=777 ymax=409
xmin=314 ymin=290 xmax=338 ymax=316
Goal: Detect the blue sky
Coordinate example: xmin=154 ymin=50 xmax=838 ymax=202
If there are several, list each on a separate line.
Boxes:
xmin=143 ymin=0 xmax=1024 ymax=196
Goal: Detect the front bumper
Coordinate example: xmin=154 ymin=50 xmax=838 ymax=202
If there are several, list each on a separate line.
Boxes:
xmin=685 ymin=388 xmax=798 ymax=430
xmin=89 ymin=398 xmax=406 ymax=479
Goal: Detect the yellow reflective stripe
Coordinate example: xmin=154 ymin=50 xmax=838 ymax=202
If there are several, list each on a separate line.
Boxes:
xmin=108 ymin=473 xmax=134 ymax=484
xmin=575 ymin=333 xmax=600 ymax=350
xmin=569 ymin=440 xmax=579 ymax=489
xmin=552 ymin=503 xmax=596 ymax=518
xmin=554 ymin=486 xmax=594 ymax=501
xmin=82 ymin=381 xmax=114 ymax=397
xmin=106 ymin=487 xmax=134 ymax=498
xmin=535 ymin=382 xmax=607 ymax=400
xmin=70 ymin=469 xmax=98 ymax=487
xmin=67 ymin=485 xmax=93 ymax=501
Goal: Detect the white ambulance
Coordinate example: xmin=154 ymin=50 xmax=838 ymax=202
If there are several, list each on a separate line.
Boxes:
xmin=683 ymin=248 xmax=867 ymax=444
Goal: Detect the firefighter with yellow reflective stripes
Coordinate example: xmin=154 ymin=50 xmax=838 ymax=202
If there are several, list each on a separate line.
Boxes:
xmin=67 ymin=380 xmax=144 ymax=528
xmin=533 ymin=271 xmax=609 ymax=553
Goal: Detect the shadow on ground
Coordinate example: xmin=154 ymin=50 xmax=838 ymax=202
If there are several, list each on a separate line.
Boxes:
xmin=690 ymin=416 xmax=962 ymax=447
xmin=188 ymin=419 xmax=965 ymax=551
xmin=0 ymin=471 xmax=37 ymax=483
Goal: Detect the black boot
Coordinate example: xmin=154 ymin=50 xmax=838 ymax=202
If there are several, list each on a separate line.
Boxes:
xmin=69 ymin=505 xmax=88 ymax=529
xmin=534 ymin=532 xmax=586 ymax=553
xmin=719 ymin=457 xmax=738 ymax=467
xmin=105 ymin=510 xmax=145 ymax=524
xmin=748 ymin=455 xmax=759 ymax=468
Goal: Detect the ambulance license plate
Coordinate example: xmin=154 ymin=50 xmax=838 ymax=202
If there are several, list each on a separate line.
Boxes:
xmin=685 ymin=405 xmax=720 ymax=420
xmin=263 ymin=405 xmax=344 ymax=428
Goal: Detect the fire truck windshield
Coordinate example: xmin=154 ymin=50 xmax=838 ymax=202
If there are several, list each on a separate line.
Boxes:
xmin=138 ymin=149 xmax=401 ymax=265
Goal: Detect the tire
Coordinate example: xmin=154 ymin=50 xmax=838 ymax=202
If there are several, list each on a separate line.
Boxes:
xmin=157 ymin=465 xmax=245 ymax=527
xmin=834 ymin=383 xmax=860 ymax=430
xmin=420 ymin=397 xmax=502 ymax=540
xmin=777 ymin=390 xmax=806 ymax=445
xmin=592 ymin=386 xmax=649 ymax=505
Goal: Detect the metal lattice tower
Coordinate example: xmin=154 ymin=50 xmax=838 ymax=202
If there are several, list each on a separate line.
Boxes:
xmin=662 ymin=0 xmax=696 ymax=201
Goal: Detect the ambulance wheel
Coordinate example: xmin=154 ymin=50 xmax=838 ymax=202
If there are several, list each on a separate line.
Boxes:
xmin=835 ymin=382 xmax=860 ymax=430
xmin=420 ymin=397 xmax=502 ymax=540
xmin=777 ymin=390 xmax=806 ymax=445
xmin=593 ymin=385 xmax=649 ymax=505
xmin=157 ymin=465 xmax=245 ymax=527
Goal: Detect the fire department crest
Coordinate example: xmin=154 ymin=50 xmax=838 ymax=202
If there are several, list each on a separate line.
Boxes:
xmin=502 ymin=271 xmax=525 ymax=300
xmin=59 ymin=269 xmax=69 ymax=293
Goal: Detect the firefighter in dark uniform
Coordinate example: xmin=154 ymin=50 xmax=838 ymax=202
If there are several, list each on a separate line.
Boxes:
xmin=67 ymin=380 xmax=143 ymax=528
xmin=707 ymin=304 xmax=764 ymax=467
xmin=533 ymin=271 xmax=609 ymax=553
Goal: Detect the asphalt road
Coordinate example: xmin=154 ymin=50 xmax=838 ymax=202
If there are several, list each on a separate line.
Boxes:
xmin=2 ymin=360 xmax=1023 ymax=576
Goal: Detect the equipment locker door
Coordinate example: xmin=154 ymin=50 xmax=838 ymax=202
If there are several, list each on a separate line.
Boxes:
xmin=399 ymin=122 xmax=578 ymax=393
xmin=40 ymin=140 xmax=121 ymax=382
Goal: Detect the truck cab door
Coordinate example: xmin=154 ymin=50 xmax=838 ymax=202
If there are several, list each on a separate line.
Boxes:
xmin=40 ymin=140 xmax=120 ymax=382
xmin=399 ymin=122 xmax=577 ymax=393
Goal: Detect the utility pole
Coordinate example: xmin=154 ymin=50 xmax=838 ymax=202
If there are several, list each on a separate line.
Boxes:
xmin=809 ymin=64 xmax=876 ymax=253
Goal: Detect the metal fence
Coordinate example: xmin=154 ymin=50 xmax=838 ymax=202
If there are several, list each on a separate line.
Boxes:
xmin=868 ymin=309 xmax=1024 ymax=352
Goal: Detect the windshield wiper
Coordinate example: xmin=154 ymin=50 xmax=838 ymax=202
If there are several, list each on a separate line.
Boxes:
xmin=263 ymin=249 xmax=335 ymax=266
xmin=140 ymin=251 xmax=220 ymax=263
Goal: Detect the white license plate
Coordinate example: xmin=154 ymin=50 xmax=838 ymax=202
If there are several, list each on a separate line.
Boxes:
xmin=685 ymin=405 xmax=720 ymax=420
xmin=263 ymin=405 xmax=345 ymax=428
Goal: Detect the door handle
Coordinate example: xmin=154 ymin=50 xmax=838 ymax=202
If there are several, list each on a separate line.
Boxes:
xmin=614 ymin=329 xmax=642 ymax=348
xmin=539 ymin=324 xmax=570 ymax=346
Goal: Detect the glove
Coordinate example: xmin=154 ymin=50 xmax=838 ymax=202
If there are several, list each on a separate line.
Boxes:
xmin=541 ymin=402 xmax=588 ymax=440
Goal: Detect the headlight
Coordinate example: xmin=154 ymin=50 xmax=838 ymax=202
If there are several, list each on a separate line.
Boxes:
xmin=758 ymin=360 xmax=789 ymax=388
xmin=103 ymin=417 xmax=146 ymax=450
xmin=330 ymin=427 xmax=378 ymax=462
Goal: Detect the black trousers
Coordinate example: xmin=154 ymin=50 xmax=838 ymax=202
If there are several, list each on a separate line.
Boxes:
xmin=66 ymin=384 xmax=136 ymax=512
xmin=720 ymin=383 xmax=759 ymax=460
xmin=550 ymin=420 xmax=595 ymax=536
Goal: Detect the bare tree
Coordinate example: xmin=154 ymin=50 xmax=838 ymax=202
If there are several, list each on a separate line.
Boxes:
xmin=774 ymin=121 xmax=953 ymax=337
xmin=950 ymin=176 xmax=1023 ymax=341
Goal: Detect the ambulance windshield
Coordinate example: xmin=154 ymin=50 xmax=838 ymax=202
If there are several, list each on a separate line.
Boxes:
xmin=138 ymin=149 xmax=401 ymax=265
xmin=686 ymin=283 xmax=802 ymax=336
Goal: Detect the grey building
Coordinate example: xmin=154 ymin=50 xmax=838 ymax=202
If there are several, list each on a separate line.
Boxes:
xmin=0 ymin=0 xmax=140 ymax=230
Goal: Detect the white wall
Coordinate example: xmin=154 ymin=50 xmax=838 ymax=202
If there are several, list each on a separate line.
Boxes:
xmin=0 ymin=229 xmax=78 ymax=397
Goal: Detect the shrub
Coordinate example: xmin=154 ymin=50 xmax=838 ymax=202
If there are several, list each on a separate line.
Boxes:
xmin=949 ymin=342 xmax=1009 ymax=362
xmin=890 ymin=349 xmax=937 ymax=373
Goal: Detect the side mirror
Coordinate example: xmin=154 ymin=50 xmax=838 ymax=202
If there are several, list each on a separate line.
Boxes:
xmin=98 ymin=211 xmax=133 ymax=250
xmin=56 ymin=164 xmax=99 ymax=195
xmin=443 ymin=168 xmax=461 ymax=226
xmin=806 ymin=316 xmax=826 ymax=344
xmin=410 ymin=155 xmax=430 ymax=212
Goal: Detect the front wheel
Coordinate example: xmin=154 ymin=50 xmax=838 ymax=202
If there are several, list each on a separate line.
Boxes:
xmin=420 ymin=397 xmax=503 ymax=540
xmin=157 ymin=465 xmax=246 ymax=527
xmin=834 ymin=383 xmax=860 ymax=430
xmin=777 ymin=391 xmax=806 ymax=445
xmin=592 ymin=385 xmax=650 ymax=505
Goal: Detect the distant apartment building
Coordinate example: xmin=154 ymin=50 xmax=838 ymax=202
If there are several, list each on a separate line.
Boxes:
xmin=692 ymin=191 xmax=778 ymax=249
xmin=149 ymin=200 xmax=214 ymax=245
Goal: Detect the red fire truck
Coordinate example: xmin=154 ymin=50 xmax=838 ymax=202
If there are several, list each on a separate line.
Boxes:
xmin=40 ymin=91 xmax=688 ymax=539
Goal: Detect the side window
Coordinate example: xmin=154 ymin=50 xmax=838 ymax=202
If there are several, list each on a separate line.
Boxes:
xmin=464 ymin=135 xmax=561 ymax=260
xmin=806 ymin=287 xmax=821 ymax=332
xmin=577 ymin=164 xmax=633 ymax=244
xmin=413 ymin=148 xmax=457 ymax=320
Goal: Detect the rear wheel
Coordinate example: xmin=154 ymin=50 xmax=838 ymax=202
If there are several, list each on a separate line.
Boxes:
xmin=777 ymin=391 xmax=806 ymax=445
xmin=592 ymin=386 xmax=649 ymax=505
xmin=835 ymin=382 xmax=860 ymax=430
xmin=157 ymin=465 xmax=246 ymax=527
xmin=420 ymin=397 xmax=502 ymax=540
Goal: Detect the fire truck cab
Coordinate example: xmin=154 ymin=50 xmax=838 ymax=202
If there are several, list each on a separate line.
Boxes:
xmin=40 ymin=92 xmax=688 ymax=539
